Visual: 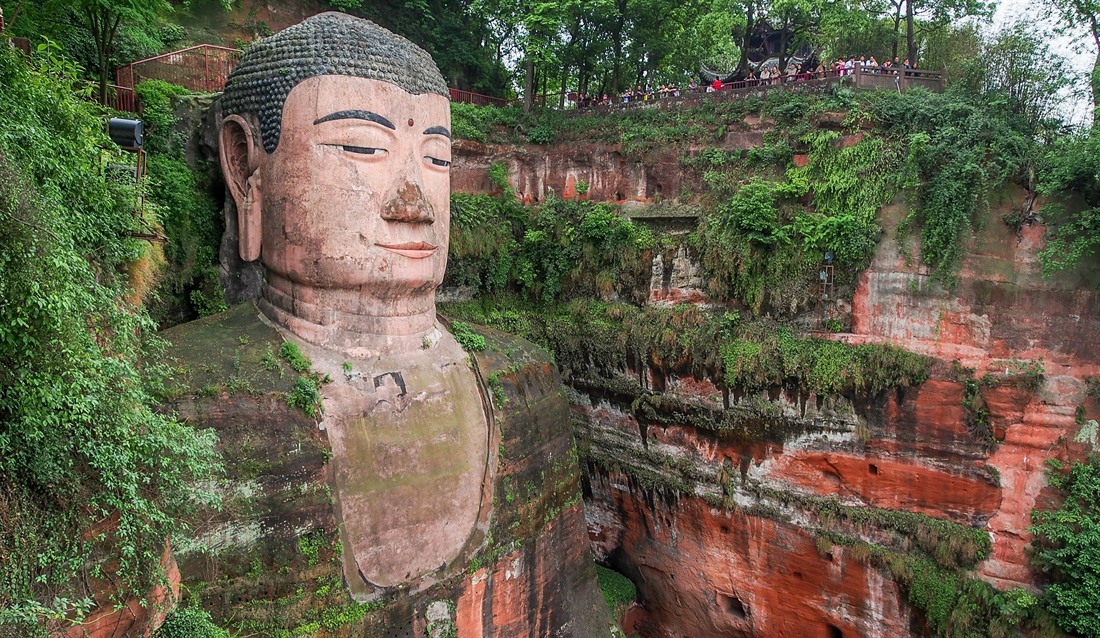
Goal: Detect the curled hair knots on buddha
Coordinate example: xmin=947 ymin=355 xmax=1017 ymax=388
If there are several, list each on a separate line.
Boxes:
xmin=220 ymin=12 xmax=449 ymax=154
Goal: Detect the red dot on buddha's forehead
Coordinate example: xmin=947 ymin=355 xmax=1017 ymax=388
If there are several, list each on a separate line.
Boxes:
xmin=408 ymin=118 xmax=414 ymax=127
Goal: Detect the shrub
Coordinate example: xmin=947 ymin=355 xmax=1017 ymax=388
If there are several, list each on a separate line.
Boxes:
xmin=153 ymin=607 xmax=229 ymax=638
xmin=450 ymin=321 xmax=487 ymax=352
xmin=0 ymin=42 xmax=218 ymax=632
xmin=1031 ymin=456 xmax=1100 ymax=637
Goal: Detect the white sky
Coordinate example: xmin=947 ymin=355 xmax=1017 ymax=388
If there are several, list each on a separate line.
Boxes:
xmin=994 ymin=0 xmax=1094 ymax=124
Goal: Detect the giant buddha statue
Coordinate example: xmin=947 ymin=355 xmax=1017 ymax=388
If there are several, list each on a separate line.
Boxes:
xmin=160 ymin=12 xmax=611 ymax=637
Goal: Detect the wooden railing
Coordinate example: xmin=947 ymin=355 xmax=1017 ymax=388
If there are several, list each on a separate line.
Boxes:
xmin=449 ymin=88 xmax=512 ymax=107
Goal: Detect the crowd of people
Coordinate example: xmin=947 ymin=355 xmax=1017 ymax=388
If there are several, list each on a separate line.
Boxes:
xmin=573 ymin=54 xmax=922 ymax=108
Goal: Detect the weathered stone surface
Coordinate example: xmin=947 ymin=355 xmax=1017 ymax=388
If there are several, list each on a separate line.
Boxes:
xmin=588 ymin=468 xmax=910 ymax=638
xmin=160 ymin=304 xmax=611 ymax=637
xmin=452 ymin=140 xmax=669 ymax=205
xmin=558 ymin=187 xmax=1100 ymax=636
xmin=62 ymin=544 xmax=178 ymax=638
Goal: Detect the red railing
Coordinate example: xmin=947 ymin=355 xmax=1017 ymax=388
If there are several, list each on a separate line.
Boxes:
xmin=99 ymin=83 xmax=137 ymax=112
xmin=113 ymin=44 xmax=242 ymax=111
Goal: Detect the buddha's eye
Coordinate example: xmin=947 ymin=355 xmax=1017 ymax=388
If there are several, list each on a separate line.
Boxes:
xmin=343 ymin=145 xmax=381 ymax=155
xmin=426 ymin=156 xmax=451 ymax=167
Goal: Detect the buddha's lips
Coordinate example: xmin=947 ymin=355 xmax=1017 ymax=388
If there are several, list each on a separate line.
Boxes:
xmin=376 ymin=242 xmax=437 ymax=258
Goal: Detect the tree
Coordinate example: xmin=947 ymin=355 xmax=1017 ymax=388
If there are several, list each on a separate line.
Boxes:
xmin=1037 ymin=132 xmax=1100 ymax=275
xmin=50 ymin=0 xmax=171 ymax=104
xmin=982 ymin=21 xmax=1073 ymax=129
xmin=1045 ymin=0 xmax=1100 ymax=125
xmin=877 ymin=0 xmax=991 ymax=64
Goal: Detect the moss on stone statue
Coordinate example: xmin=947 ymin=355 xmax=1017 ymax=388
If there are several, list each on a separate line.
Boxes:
xmin=160 ymin=307 xmax=606 ymax=636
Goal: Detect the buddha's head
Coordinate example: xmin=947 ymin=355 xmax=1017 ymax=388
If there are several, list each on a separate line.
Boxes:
xmin=218 ymin=13 xmax=451 ymax=329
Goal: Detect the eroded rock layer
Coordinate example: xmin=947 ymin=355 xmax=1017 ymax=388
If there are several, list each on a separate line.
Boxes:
xmin=450 ymin=140 xmax=1100 ymax=636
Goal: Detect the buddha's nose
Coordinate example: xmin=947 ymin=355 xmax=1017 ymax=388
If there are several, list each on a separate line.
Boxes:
xmin=380 ymin=181 xmax=434 ymax=224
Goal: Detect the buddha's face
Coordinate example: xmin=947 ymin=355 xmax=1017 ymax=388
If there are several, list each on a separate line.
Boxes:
xmin=255 ymin=75 xmax=452 ymax=297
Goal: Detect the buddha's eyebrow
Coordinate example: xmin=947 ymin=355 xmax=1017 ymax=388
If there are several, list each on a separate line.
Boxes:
xmin=313 ymin=110 xmax=395 ymax=130
xmin=423 ymin=125 xmax=451 ymax=139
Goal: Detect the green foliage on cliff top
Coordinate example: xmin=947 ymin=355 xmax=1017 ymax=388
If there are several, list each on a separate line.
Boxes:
xmin=1031 ymin=456 xmax=1100 ymax=637
xmin=0 ymin=44 xmax=218 ymax=632
xmin=1037 ymin=132 xmax=1100 ymax=277
xmin=447 ymin=194 xmax=655 ymax=304
xmin=721 ymin=325 xmax=931 ymax=396
xmin=441 ymin=299 xmax=931 ymax=398
xmin=691 ymin=124 xmax=897 ymax=312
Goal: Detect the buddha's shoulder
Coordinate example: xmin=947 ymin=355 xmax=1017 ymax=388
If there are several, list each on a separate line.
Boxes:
xmin=444 ymin=318 xmax=566 ymax=417
xmin=157 ymin=302 xmax=299 ymax=397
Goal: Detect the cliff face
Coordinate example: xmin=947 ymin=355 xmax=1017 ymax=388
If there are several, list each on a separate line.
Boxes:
xmin=451 ymin=138 xmax=1100 ymax=636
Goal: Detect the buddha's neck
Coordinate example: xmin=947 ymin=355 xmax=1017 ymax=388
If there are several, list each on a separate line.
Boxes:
xmin=259 ymin=272 xmax=438 ymax=359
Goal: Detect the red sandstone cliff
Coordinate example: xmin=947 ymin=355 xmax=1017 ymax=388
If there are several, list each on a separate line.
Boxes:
xmin=451 ymin=140 xmax=1100 ymax=637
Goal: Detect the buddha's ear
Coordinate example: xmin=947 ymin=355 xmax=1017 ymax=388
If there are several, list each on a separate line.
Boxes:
xmin=219 ymin=114 xmax=263 ymax=262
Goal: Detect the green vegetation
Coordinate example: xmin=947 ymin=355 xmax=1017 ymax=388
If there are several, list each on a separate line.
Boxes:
xmin=1036 ymin=132 xmax=1100 ymax=276
xmin=135 ymin=79 xmax=226 ymax=324
xmin=450 ymin=320 xmax=488 ymax=352
xmin=153 ymin=606 xmax=230 ymax=638
xmin=276 ymin=341 xmax=325 ymax=418
xmin=597 ymin=565 xmax=637 ymax=620
xmin=443 ymin=299 xmax=931 ymax=398
xmin=447 ymin=195 xmax=655 ymax=304
xmin=0 ymin=42 xmax=218 ymax=633
xmin=721 ymin=326 xmax=930 ymax=396
xmin=287 ymin=376 xmax=323 ymax=419
xmin=279 ymin=341 xmax=312 ymax=373
xmin=851 ymin=543 xmax=1058 ymax=638
xmin=1031 ymin=456 xmax=1100 ymax=637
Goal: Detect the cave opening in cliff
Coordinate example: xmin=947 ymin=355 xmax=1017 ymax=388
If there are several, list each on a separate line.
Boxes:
xmin=868 ymin=463 xmax=879 ymax=475
xmin=718 ymin=592 xmax=748 ymax=619
xmin=827 ymin=624 xmax=843 ymax=638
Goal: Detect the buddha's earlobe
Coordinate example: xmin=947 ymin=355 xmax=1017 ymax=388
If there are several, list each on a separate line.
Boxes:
xmin=240 ymin=173 xmax=263 ymax=261
xmin=219 ymin=114 xmax=263 ymax=262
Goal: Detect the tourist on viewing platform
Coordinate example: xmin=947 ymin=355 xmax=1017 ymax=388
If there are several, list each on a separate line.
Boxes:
xmin=746 ymin=69 xmax=758 ymax=86
xmin=815 ymin=61 xmax=825 ymax=77
xmin=844 ymin=57 xmax=854 ymax=75
xmin=671 ymin=82 xmax=680 ymax=97
xmin=601 ymin=93 xmax=610 ymax=105
xmin=709 ymin=77 xmax=722 ymax=92
xmin=688 ymin=77 xmax=699 ymax=92
xmin=868 ymin=55 xmax=879 ymax=73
